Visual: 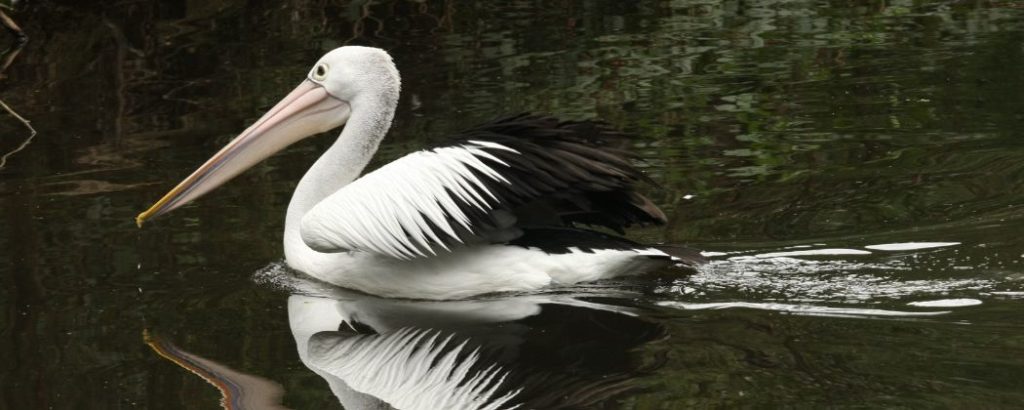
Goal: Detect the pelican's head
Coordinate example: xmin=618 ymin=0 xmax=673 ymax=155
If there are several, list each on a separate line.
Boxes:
xmin=136 ymin=46 xmax=400 ymax=226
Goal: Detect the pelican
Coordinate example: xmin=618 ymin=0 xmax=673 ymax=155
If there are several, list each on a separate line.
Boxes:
xmin=138 ymin=46 xmax=700 ymax=300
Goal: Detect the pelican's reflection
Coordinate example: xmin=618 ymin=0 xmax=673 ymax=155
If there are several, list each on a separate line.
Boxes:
xmin=282 ymin=269 xmax=666 ymax=409
xmin=148 ymin=267 xmax=667 ymax=409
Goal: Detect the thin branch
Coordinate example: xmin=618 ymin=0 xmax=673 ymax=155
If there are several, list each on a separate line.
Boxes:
xmin=0 ymin=98 xmax=37 ymax=169
xmin=104 ymin=18 xmax=128 ymax=145
xmin=0 ymin=41 xmax=24 ymax=79
xmin=0 ymin=9 xmax=27 ymax=44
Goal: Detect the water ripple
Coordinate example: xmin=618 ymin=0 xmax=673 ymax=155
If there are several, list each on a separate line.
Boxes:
xmin=658 ymin=301 xmax=951 ymax=319
xmin=669 ymin=244 xmax=1001 ymax=305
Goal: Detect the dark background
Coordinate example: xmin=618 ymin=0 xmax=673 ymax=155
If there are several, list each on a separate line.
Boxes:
xmin=1 ymin=1 xmax=1023 ymax=408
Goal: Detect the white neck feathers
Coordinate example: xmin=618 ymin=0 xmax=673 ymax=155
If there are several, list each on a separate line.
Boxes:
xmin=284 ymin=62 xmax=400 ymax=270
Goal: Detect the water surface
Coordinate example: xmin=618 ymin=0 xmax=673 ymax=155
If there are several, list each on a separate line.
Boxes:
xmin=2 ymin=0 xmax=1024 ymax=408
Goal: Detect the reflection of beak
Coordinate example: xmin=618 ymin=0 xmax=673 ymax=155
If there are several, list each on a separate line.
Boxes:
xmin=136 ymin=79 xmax=349 ymax=227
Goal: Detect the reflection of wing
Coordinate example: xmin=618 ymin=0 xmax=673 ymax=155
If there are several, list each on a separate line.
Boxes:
xmin=143 ymin=330 xmax=289 ymax=410
xmin=300 ymin=114 xmax=666 ymax=259
xmin=284 ymin=267 xmax=669 ymax=410
xmin=308 ymin=328 xmax=519 ymax=410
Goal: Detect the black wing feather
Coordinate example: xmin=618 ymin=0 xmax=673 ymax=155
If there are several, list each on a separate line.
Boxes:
xmin=440 ymin=113 xmax=666 ymax=234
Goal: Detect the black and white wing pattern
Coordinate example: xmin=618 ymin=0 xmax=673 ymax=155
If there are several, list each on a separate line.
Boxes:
xmin=300 ymin=114 xmax=667 ymax=259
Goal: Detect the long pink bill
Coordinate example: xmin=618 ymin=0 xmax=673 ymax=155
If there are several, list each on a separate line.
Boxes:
xmin=137 ymin=79 xmax=349 ymax=227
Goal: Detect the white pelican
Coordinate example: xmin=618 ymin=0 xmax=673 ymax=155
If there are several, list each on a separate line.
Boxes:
xmin=138 ymin=46 xmax=700 ymax=300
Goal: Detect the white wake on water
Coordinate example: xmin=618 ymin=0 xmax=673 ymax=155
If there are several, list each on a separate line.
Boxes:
xmin=661 ymin=241 xmax=1021 ymax=318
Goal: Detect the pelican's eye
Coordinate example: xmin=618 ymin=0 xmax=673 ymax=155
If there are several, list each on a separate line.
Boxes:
xmin=312 ymin=64 xmax=329 ymax=81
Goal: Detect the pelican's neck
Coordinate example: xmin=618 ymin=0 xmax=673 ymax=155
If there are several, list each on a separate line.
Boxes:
xmin=284 ymin=92 xmax=397 ymax=269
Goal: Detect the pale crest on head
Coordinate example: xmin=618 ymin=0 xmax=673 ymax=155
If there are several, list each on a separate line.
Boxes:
xmin=308 ymin=46 xmax=402 ymax=106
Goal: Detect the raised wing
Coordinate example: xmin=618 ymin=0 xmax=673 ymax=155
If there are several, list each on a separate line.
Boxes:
xmin=300 ymin=114 xmax=666 ymax=259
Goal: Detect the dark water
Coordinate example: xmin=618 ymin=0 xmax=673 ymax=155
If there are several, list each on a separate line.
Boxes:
xmin=2 ymin=0 xmax=1024 ymax=408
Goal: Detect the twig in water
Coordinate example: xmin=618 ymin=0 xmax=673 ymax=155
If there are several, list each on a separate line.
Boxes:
xmin=0 ymin=98 xmax=37 ymax=169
